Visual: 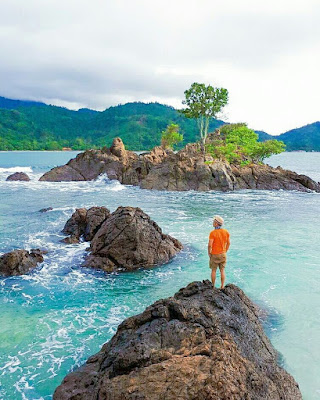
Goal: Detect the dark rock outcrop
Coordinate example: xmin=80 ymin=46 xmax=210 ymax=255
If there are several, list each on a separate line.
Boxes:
xmin=39 ymin=207 xmax=53 ymax=213
xmin=6 ymin=172 xmax=30 ymax=181
xmin=54 ymin=281 xmax=302 ymax=400
xmin=83 ymin=206 xmax=183 ymax=272
xmin=62 ymin=206 xmax=182 ymax=272
xmin=62 ymin=207 xmax=110 ymax=243
xmin=39 ymin=137 xmax=320 ymax=192
xmin=0 ymin=249 xmax=46 ymax=276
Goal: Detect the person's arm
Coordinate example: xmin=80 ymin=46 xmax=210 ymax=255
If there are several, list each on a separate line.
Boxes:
xmin=226 ymin=234 xmax=230 ymax=252
xmin=208 ymin=239 xmax=213 ymax=256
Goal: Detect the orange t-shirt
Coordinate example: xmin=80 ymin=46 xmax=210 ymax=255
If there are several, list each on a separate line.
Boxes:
xmin=209 ymin=229 xmax=230 ymax=255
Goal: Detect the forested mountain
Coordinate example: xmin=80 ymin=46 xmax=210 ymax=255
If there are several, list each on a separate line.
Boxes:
xmin=0 ymin=96 xmax=46 ymax=109
xmin=275 ymin=122 xmax=320 ymax=151
xmin=256 ymin=123 xmax=320 ymax=151
xmin=0 ymin=100 xmax=223 ymax=150
xmin=0 ymin=96 xmax=319 ymax=151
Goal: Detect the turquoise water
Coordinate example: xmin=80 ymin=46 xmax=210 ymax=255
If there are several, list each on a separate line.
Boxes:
xmin=0 ymin=151 xmax=319 ymax=399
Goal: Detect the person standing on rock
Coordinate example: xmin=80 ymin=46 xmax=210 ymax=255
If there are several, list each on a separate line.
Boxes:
xmin=208 ymin=215 xmax=230 ymax=289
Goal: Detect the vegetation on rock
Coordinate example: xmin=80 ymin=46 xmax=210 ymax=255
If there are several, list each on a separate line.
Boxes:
xmin=160 ymin=123 xmax=183 ymax=149
xmin=206 ymin=123 xmax=285 ymax=164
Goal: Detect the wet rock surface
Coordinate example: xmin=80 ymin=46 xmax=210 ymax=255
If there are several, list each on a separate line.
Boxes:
xmin=83 ymin=206 xmax=182 ymax=272
xmin=54 ymin=280 xmax=302 ymax=400
xmin=40 ymin=137 xmax=320 ymax=192
xmin=0 ymin=249 xmax=46 ymax=276
xmin=6 ymin=172 xmax=30 ymax=181
xmin=61 ymin=206 xmax=182 ymax=272
xmin=62 ymin=207 xmax=110 ymax=243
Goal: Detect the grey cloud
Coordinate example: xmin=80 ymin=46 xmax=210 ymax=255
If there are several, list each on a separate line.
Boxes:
xmin=0 ymin=0 xmax=319 ymax=132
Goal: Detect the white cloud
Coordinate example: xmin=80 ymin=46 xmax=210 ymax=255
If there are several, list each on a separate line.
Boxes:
xmin=0 ymin=0 xmax=319 ymax=133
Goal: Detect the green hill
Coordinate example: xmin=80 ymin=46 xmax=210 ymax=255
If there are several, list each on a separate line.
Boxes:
xmin=275 ymin=122 xmax=320 ymax=151
xmin=0 ymin=100 xmax=223 ymax=150
xmin=0 ymin=96 xmax=319 ymax=151
xmin=0 ymin=96 xmax=46 ymax=109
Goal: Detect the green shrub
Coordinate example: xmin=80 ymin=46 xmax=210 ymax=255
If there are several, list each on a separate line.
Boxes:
xmin=161 ymin=123 xmax=183 ymax=149
xmin=206 ymin=123 xmax=285 ymax=164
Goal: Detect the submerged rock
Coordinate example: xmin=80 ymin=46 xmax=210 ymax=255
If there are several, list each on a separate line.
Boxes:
xmin=6 ymin=172 xmax=30 ymax=181
xmin=39 ymin=137 xmax=320 ymax=192
xmin=39 ymin=207 xmax=53 ymax=213
xmin=83 ymin=206 xmax=183 ymax=272
xmin=53 ymin=280 xmax=302 ymax=400
xmin=0 ymin=249 xmax=46 ymax=276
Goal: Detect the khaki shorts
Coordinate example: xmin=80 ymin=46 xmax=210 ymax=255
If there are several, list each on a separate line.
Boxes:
xmin=209 ymin=253 xmax=227 ymax=270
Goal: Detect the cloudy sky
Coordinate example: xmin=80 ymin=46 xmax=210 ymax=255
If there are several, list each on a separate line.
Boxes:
xmin=0 ymin=0 xmax=319 ymax=134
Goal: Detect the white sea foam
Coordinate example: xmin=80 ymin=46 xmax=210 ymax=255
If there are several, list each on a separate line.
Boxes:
xmin=0 ymin=166 xmax=33 ymax=173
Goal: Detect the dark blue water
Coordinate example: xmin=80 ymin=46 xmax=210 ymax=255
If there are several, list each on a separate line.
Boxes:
xmin=0 ymin=151 xmax=319 ymax=399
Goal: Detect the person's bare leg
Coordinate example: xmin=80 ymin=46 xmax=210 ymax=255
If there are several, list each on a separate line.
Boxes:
xmin=211 ymin=268 xmax=217 ymax=287
xmin=220 ymin=267 xmax=226 ymax=289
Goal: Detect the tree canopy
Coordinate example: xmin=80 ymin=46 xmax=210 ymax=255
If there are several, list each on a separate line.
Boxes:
xmin=180 ymin=82 xmax=228 ymax=149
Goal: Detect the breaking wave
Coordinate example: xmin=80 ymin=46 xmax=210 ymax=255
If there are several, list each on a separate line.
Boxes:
xmin=0 ymin=166 xmax=33 ymax=173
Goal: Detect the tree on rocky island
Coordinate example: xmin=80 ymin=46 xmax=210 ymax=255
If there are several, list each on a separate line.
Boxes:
xmin=180 ymin=82 xmax=228 ymax=151
xmin=161 ymin=123 xmax=183 ymax=149
xmin=207 ymin=123 xmax=285 ymax=164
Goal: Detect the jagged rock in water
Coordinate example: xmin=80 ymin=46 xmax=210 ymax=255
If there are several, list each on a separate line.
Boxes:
xmin=39 ymin=207 xmax=53 ymax=213
xmin=61 ymin=207 xmax=110 ymax=243
xmin=61 ymin=206 xmax=182 ymax=272
xmin=60 ymin=235 xmax=81 ymax=244
xmin=53 ymin=280 xmax=302 ymax=400
xmin=83 ymin=206 xmax=182 ymax=272
xmin=40 ymin=138 xmax=138 ymax=182
xmin=0 ymin=249 xmax=46 ymax=276
xmin=6 ymin=172 xmax=30 ymax=181
xmin=39 ymin=137 xmax=320 ymax=192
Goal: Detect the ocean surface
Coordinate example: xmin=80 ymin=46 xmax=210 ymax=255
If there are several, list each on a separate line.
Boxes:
xmin=0 ymin=150 xmax=319 ymax=400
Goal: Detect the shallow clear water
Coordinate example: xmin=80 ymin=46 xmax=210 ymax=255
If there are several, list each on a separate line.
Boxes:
xmin=0 ymin=151 xmax=319 ymax=400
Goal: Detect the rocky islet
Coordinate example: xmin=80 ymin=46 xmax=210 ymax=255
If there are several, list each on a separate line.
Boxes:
xmin=40 ymin=137 xmax=320 ymax=192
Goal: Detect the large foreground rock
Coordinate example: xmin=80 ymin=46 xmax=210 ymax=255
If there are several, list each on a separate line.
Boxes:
xmin=62 ymin=206 xmax=182 ymax=272
xmin=6 ymin=172 xmax=30 ymax=181
xmin=40 ymin=137 xmax=320 ymax=192
xmin=54 ymin=281 xmax=302 ymax=400
xmin=0 ymin=249 xmax=45 ymax=276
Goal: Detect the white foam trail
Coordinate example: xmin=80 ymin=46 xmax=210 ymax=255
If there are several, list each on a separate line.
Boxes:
xmin=0 ymin=166 xmax=33 ymax=173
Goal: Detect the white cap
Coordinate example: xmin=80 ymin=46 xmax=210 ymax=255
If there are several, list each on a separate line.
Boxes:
xmin=214 ymin=215 xmax=224 ymax=225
